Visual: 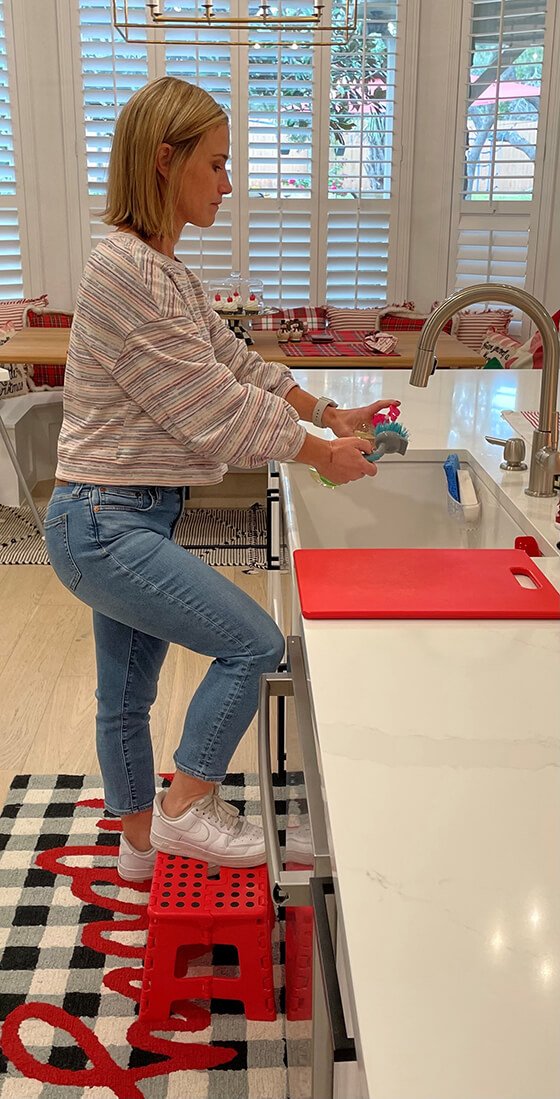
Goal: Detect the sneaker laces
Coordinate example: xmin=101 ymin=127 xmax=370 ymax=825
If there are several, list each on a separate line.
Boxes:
xmin=194 ymin=791 xmax=261 ymax=839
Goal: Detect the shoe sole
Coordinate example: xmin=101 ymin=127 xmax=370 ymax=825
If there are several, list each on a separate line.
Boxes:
xmin=117 ymin=865 xmax=154 ymax=882
xmin=150 ymin=825 xmax=266 ymax=869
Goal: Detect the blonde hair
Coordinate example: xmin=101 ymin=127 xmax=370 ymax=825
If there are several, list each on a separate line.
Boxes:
xmin=103 ymin=77 xmax=228 ymax=240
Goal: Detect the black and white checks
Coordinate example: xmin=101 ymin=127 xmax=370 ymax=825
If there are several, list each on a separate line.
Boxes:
xmin=0 ymin=773 xmax=297 ymax=1099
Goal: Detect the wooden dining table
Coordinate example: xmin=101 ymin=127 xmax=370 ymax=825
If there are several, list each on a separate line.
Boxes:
xmin=0 ymin=328 xmax=71 ymax=365
xmin=249 ymin=328 xmax=484 ymax=368
xmin=0 ymin=325 xmax=484 ymax=370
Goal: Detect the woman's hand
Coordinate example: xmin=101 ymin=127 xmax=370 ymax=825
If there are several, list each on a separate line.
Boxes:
xmin=326 ymin=398 xmax=400 ymax=438
xmin=314 ymin=437 xmax=377 ymax=485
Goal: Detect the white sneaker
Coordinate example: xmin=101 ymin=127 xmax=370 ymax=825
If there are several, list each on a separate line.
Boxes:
xmin=117 ymin=834 xmax=157 ymax=882
xmin=150 ymin=788 xmax=266 ymax=868
xmin=285 ymin=821 xmax=313 ymax=865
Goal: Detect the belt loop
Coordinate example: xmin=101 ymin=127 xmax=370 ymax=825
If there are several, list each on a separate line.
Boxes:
xmin=71 ymin=483 xmax=83 ymax=498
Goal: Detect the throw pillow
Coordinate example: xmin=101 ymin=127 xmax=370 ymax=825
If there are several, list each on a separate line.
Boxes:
xmin=0 ymin=294 xmax=49 ymax=331
xmin=486 ymin=307 xmax=560 ymax=370
xmin=0 ymin=363 xmax=29 ymax=398
xmin=23 ymin=308 xmax=73 ymax=388
xmin=455 ymin=308 xmax=513 ymax=352
xmin=479 ymin=331 xmax=522 ymax=369
xmin=326 ymin=306 xmax=383 ymax=331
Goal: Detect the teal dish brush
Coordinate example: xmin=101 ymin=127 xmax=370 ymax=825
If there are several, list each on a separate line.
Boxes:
xmin=365 ymin=419 xmax=410 ymax=462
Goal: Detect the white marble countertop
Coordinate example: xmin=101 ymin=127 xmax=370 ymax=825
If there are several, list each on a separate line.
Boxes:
xmin=289 ymin=368 xmax=560 ymax=1099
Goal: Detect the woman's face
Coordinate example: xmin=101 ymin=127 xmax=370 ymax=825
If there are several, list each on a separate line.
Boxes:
xmin=172 ymin=123 xmax=232 ymax=232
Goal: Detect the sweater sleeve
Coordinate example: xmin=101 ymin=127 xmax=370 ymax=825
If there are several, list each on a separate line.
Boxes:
xmin=111 ymin=316 xmax=306 ymax=467
xmin=204 ymin=296 xmax=300 ymax=399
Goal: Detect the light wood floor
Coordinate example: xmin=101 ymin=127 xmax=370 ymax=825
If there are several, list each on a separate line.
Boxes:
xmin=0 ymin=473 xmax=290 ymax=808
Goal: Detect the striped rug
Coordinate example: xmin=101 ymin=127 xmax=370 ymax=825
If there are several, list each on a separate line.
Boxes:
xmin=0 ymin=503 xmax=267 ymax=568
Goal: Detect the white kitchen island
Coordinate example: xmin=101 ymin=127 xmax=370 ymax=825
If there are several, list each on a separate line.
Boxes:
xmin=284 ymin=366 xmax=560 ymax=1099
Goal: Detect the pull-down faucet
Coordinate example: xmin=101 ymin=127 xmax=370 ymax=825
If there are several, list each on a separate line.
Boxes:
xmin=410 ymin=284 xmax=559 ymax=497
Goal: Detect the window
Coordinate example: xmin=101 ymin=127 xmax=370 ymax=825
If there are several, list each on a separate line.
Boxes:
xmin=78 ymin=0 xmax=148 ymax=246
xmin=75 ymin=0 xmax=401 ymax=307
xmin=454 ymin=0 xmax=550 ymax=331
xmin=165 ymin=31 xmax=234 ymax=281
xmin=246 ymin=1 xmax=399 ymax=304
xmin=464 ymin=0 xmax=546 ymax=204
xmin=0 ymin=0 xmax=23 ymax=297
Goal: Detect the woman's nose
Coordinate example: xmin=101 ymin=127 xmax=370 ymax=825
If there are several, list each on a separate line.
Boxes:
xmin=221 ymin=173 xmax=233 ymax=196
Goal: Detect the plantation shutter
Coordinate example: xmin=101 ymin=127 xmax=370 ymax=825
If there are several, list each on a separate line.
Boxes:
xmin=323 ymin=2 xmax=398 ymax=305
xmin=0 ymin=1 xmax=22 ymax=297
xmin=165 ymin=34 xmax=234 ymax=281
xmin=77 ymin=0 xmax=149 ymax=248
xmin=246 ymin=31 xmax=315 ymax=305
xmin=76 ymin=0 xmax=401 ymax=308
xmin=455 ymin=0 xmax=549 ymax=331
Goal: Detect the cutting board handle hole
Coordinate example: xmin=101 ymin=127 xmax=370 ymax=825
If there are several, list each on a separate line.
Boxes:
xmin=511 ymin=569 xmax=539 ymax=590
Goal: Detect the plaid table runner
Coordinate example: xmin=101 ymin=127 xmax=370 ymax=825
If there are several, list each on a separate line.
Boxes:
xmin=281 ymin=330 xmax=400 ymax=358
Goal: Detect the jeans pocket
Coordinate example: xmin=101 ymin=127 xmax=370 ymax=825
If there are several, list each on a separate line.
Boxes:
xmin=96 ymin=488 xmax=158 ymax=512
xmin=44 ymin=513 xmax=82 ymax=591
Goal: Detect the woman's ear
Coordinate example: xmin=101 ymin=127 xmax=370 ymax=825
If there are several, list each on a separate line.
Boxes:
xmin=155 ymin=142 xmax=174 ymax=180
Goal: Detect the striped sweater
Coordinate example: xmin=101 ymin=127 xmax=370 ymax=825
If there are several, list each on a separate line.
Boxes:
xmin=56 ymin=233 xmax=305 ymax=485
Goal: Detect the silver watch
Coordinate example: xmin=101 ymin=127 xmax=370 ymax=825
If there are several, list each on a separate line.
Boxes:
xmin=311 ymin=396 xmax=339 ymax=428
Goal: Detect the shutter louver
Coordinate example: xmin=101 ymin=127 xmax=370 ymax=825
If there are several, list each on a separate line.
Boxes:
xmin=326 ymin=2 xmax=397 ymax=305
xmin=464 ymin=0 xmax=546 ymax=203
xmin=456 ymin=221 xmax=528 ymax=334
xmin=455 ymin=1 xmax=549 ymax=319
xmin=249 ymin=208 xmax=312 ymax=304
xmin=0 ymin=2 xmax=22 ymax=297
xmin=326 ymin=209 xmax=390 ymax=304
xmin=166 ymin=27 xmax=234 ymax=279
xmin=176 ymin=210 xmax=234 ymax=282
xmin=78 ymin=0 xmax=148 ymax=246
xmin=248 ymin=39 xmax=314 ymax=201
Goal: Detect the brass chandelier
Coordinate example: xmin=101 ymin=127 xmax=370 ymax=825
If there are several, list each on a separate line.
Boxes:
xmin=111 ymin=0 xmax=358 ymax=47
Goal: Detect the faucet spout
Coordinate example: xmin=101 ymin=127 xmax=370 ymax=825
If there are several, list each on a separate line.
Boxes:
xmin=410 ymin=283 xmax=559 ymax=497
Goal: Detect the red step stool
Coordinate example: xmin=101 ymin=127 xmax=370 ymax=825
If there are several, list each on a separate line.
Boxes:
xmin=140 ymin=853 xmax=276 ymax=1023
xmin=285 ymin=862 xmax=313 ymax=1021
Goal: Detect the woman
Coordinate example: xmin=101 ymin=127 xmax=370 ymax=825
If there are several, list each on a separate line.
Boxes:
xmin=45 ymin=76 xmax=397 ymax=881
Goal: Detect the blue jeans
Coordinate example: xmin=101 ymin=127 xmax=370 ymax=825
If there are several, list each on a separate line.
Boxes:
xmin=44 ymin=484 xmax=284 ymax=816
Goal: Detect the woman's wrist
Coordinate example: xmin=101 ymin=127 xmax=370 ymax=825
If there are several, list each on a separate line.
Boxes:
xmin=294 ymin=432 xmax=332 ymax=470
xmin=321 ymin=404 xmax=339 ymax=431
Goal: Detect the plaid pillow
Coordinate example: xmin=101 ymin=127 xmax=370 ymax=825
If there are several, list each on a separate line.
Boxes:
xmin=251 ymin=306 xmax=327 ymax=331
xmin=25 ymin=306 xmax=73 ymax=330
xmin=455 ymin=308 xmax=513 ymax=352
xmin=24 ymin=307 xmax=72 ymax=388
xmin=380 ymin=306 xmax=457 ymax=334
xmin=0 ymin=294 xmax=48 ymax=331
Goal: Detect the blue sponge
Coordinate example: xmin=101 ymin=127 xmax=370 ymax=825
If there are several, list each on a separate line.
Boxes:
xmin=443 ymin=454 xmax=460 ymax=501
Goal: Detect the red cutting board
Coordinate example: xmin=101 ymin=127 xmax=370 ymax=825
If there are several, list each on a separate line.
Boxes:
xmin=293 ymin=548 xmax=560 ymax=620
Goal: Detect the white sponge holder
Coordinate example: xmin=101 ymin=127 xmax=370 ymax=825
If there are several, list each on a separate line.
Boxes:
xmin=446 ymin=466 xmax=481 ymax=528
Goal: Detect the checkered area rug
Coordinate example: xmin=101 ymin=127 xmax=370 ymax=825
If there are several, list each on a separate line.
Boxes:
xmin=0 ymin=504 xmax=267 ymax=568
xmin=0 ymin=773 xmax=300 ymax=1098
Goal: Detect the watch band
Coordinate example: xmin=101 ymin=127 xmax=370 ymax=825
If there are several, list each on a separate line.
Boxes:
xmin=311 ymin=396 xmax=339 ymax=428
